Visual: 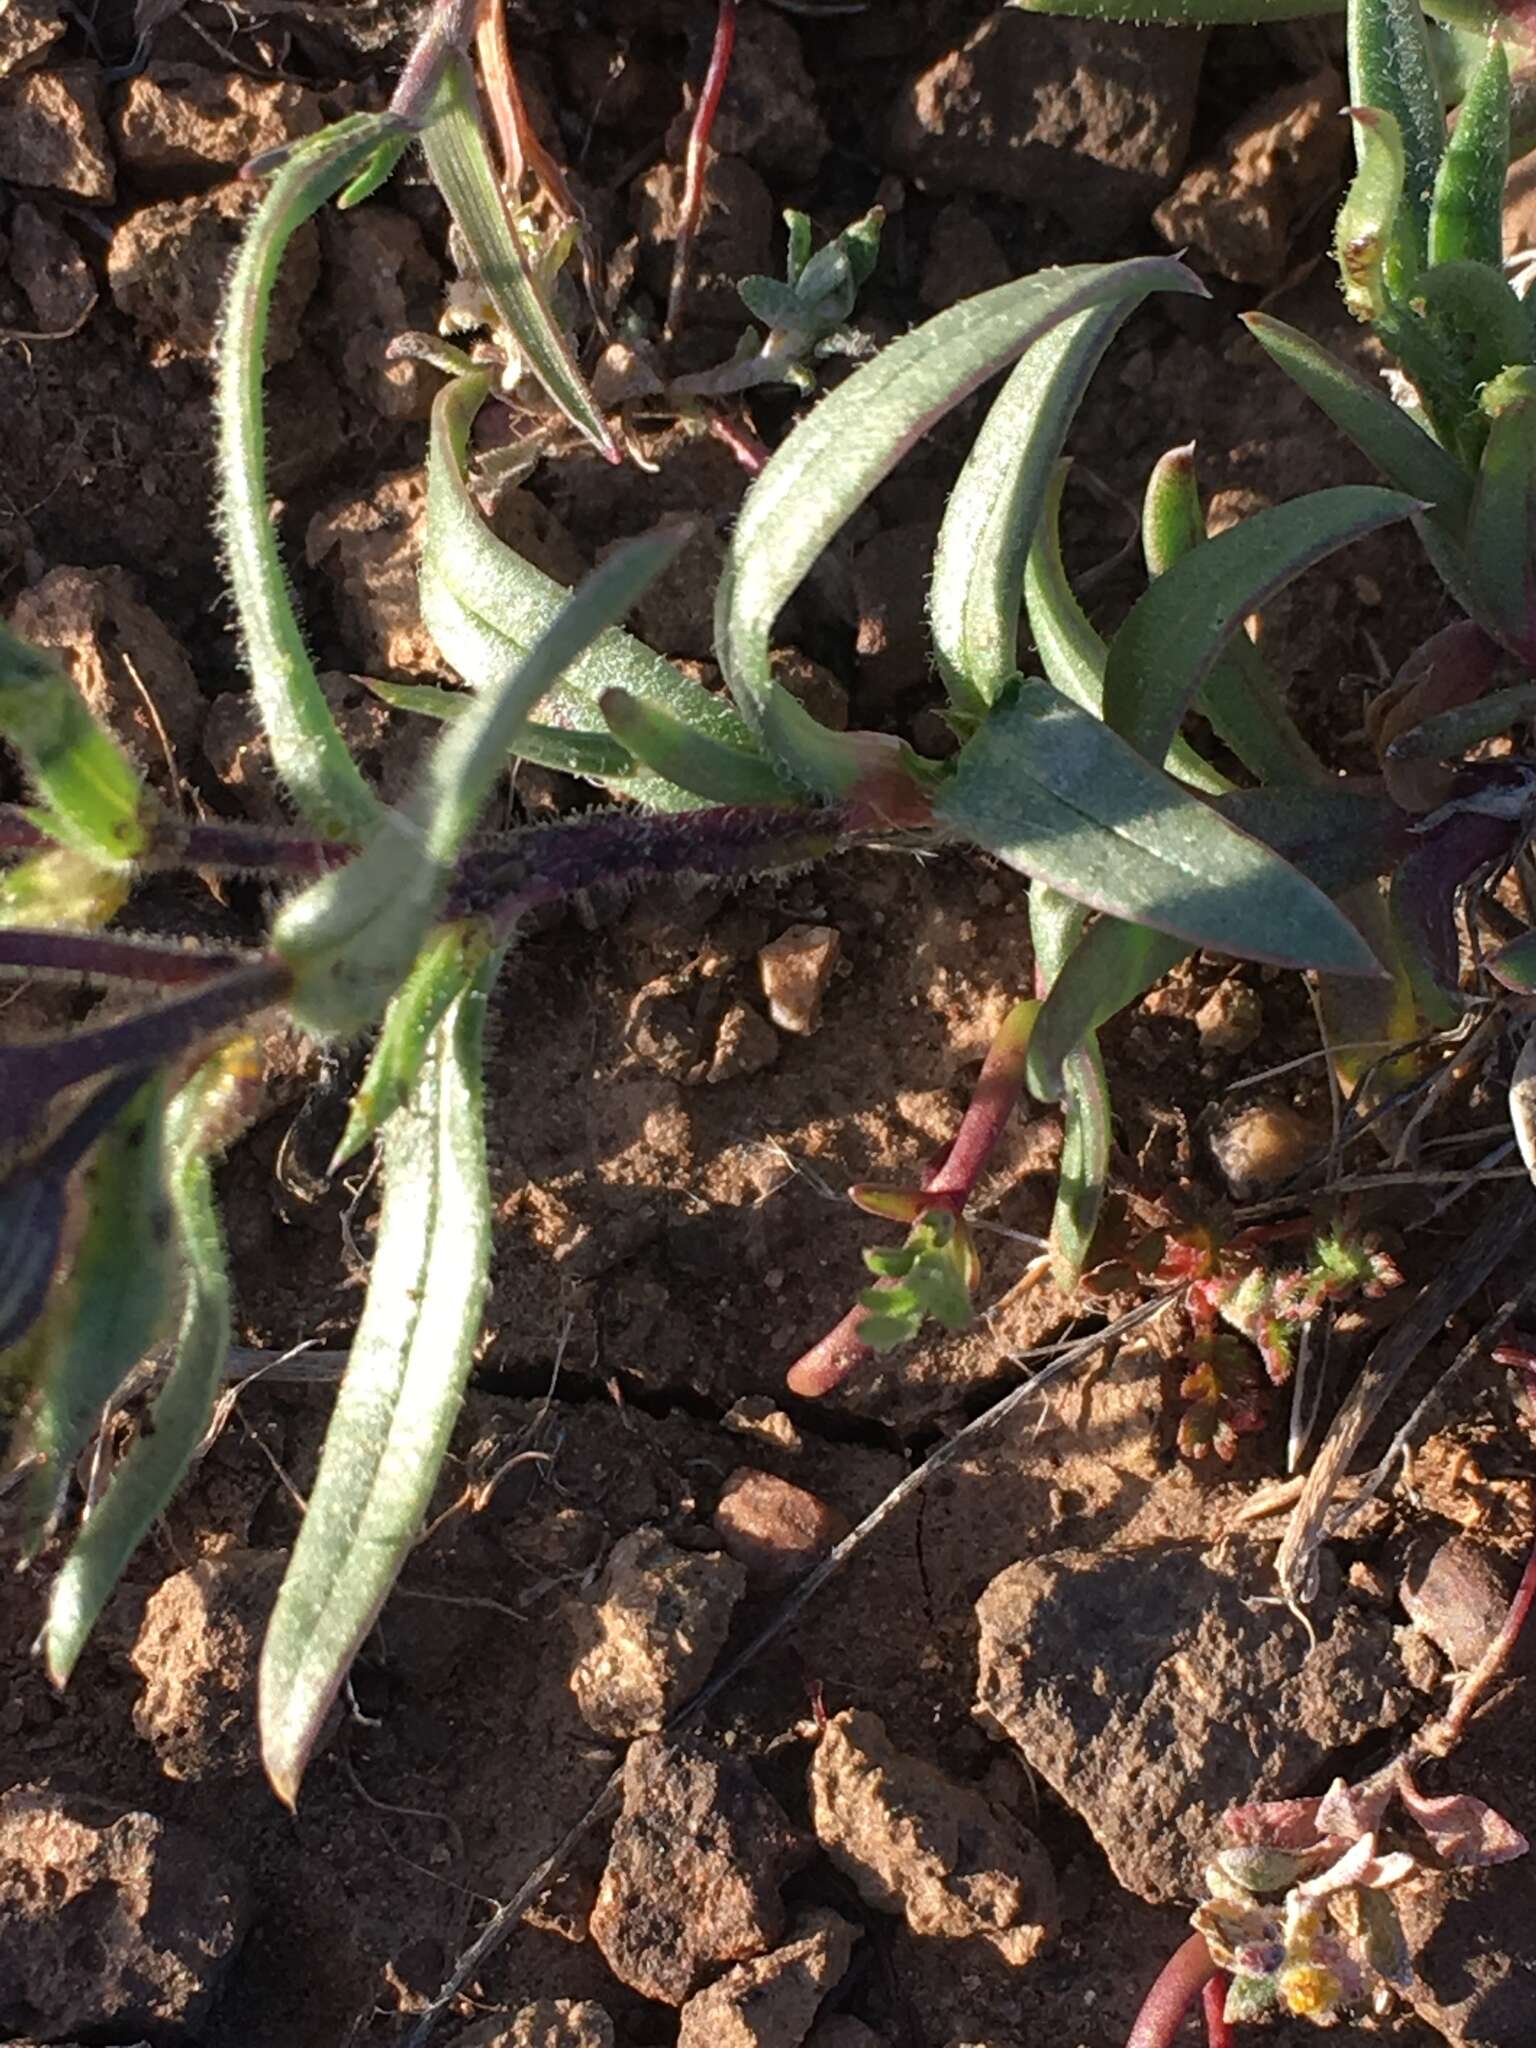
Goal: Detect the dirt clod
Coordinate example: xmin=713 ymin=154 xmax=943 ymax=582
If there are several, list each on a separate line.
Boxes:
xmin=676 ymin=1908 xmax=860 ymax=2048
xmin=130 ymin=1551 xmax=288 ymax=1781
xmin=670 ymin=4 xmax=827 ymax=187
xmin=10 ymin=564 xmax=204 ymax=793
xmin=0 ymin=64 xmax=112 ymax=199
xmin=590 ymin=1733 xmax=810 ymax=2005
xmin=447 ymin=2001 xmax=614 ymax=2048
xmin=110 ymin=182 xmax=317 ymax=363
xmin=810 ymin=1708 xmax=1056 ymax=1965
xmin=0 ymin=0 xmax=63 ymax=79
xmin=1194 ymin=979 xmax=1264 ymax=1057
xmin=568 ymin=1525 xmax=745 ymax=1738
xmin=758 ymin=924 xmax=841 ymax=1036
xmin=0 ymin=1785 xmax=247 ymax=2040
xmin=632 ymin=154 xmax=774 ymax=329
xmin=112 ymin=61 xmax=323 ymax=180
xmin=7 ymin=200 xmax=93 ymax=331
xmin=306 ymin=466 xmax=441 ymax=680
xmin=1154 ymin=69 xmax=1347 ymax=284
xmin=714 ymin=1467 xmax=848 ymax=1585
xmin=709 ymin=1001 xmax=781 ymax=1084
xmin=891 ymin=10 xmax=1204 ymax=237
xmin=975 ymin=1538 xmax=1413 ymax=1901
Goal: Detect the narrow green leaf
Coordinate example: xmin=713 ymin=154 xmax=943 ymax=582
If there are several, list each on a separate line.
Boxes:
xmin=217 ymin=116 xmax=404 ymax=841
xmin=716 ymin=260 xmax=1207 ymax=795
xmin=330 ymin=920 xmax=493 ymax=1171
xmin=1052 ymin=1040 xmax=1111 ymax=1292
xmin=44 ymin=1052 xmax=246 ymax=1684
xmin=0 ymin=623 xmax=150 ymax=868
xmin=1103 ymin=486 xmax=1417 ymax=767
xmin=337 ymin=132 xmax=410 ymax=210
xmin=260 ymin=960 xmax=496 ymax=1806
xmin=930 ymin=264 xmax=1205 ymax=716
xmin=362 ymin=676 xmax=636 ymax=785
xmin=422 ymin=371 xmax=748 ymax=811
xmin=598 ymin=689 xmax=798 ymax=805
xmin=20 ymin=1072 xmax=176 ymax=1548
xmin=1467 ymin=365 xmax=1536 ymax=659
xmin=1025 ymin=464 xmax=1232 ymax=796
xmin=1027 ymin=921 xmax=1188 ymax=1103
xmin=277 ymin=533 xmax=683 ymax=1036
xmin=1336 ymin=104 xmax=1410 ymax=320
xmin=1428 ymin=36 xmax=1510 ymax=270
xmin=419 ymin=56 xmax=616 ymax=462
xmin=1348 ymin=0 xmax=1446 ymax=281
xmin=1140 ymin=447 xmax=1327 ymax=785
xmin=934 ymin=677 xmax=1381 ymax=974
xmin=1240 ymin=313 xmax=1473 ymax=534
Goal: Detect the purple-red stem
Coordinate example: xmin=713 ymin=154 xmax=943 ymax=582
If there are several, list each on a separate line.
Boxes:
xmin=1125 ymin=1933 xmax=1219 ymax=2048
xmin=0 ymin=803 xmax=348 ymax=878
xmin=665 ymin=0 xmax=736 ymax=340
xmin=785 ymin=1000 xmax=1036 ymax=1398
xmin=0 ymin=929 xmax=250 ymax=985
xmin=1202 ymin=1972 xmax=1234 ymax=2048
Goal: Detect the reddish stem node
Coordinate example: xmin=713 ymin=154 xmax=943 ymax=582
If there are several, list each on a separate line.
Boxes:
xmin=1125 ymin=1933 xmax=1219 ymax=2048
xmin=666 ymin=0 xmax=737 ymax=342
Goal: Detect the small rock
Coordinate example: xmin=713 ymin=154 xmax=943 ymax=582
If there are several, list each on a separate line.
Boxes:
xmin=974 ymin=1538 xmax=1413 ymax=1901
xmin=709 ymin=1002 xmax=780 ymax=1084
xmin=1209 ymin=1102 xmax=1322 ymax=1199
xmin=668 ymin=4 xmax=827 ymax=186
xmin=1193 ymin=979 xmax=1264 ymax=1057
xmin=1397 ymin=1624 xmax=1446 ymax=1694
xmin=676 ymin=1909 xmax=859 ymax=2048
xmin=919 ymin=201 xmax=1010 ymax=311
xmin=110 ymin=182 xmax=317 ymax=362
xmin=447 ymin=2001 xmax=614 ymax=2048
xmin=590 ymin=1734 xmax=809 ymax=2005
xmin=810 ymin=1709 xmax=1056 ymax=1966
xmin=7 ymin=200 xmax=93 ymax=330
xmin=758 ymin=924 xmax=841 ymax=1036
xmin=130 ymin=1551 xmax=288 ymax=1780
xmin=0 ymin=0 xmax=64 ymax=79
xmin=0 ymin=66 xmax=113 ymax=200
xmin=626 ymin=974 xmax=702 ymax=1079
xmin=0 ymin=1786 xmax=247 ymax=2039
xmin=853 ymin=523 xmax=936 ymax=700
xmin=568 ymin=1525 xmax=745 ymax=1737
xmin=112 ymin=61 xmax=323 ymax=179
xmin=723 ymin=1395 xmax=802 ymax=1451
xmin=10 ymin=564 xmax=204 ymax=792
xmin=306 ymin=467 xmax=438 ymax=678
xmin=1154 ymin=70 xmax=1347 ymax=284
xmin=632 ymin=154 xmax=774 ymax=328
xmin=1401 ymin=1535 xmax=1518 ymax=1673
xmin=891 ymin=11 xmax=1204 ymax=239
xmin=715 ymin=1468 xmax=847 ymax=1586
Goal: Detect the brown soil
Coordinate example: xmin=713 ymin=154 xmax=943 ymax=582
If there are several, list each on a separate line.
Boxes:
xmin=3 ymin=4 xmax=1534 ymax=2046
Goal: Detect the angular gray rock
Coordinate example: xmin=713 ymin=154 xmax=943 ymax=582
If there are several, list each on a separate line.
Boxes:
xmin=975 ymin=1538 xmax=1413 ymax=1901
xmin=590 ymin=1735 xmax=810 ymax=2005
